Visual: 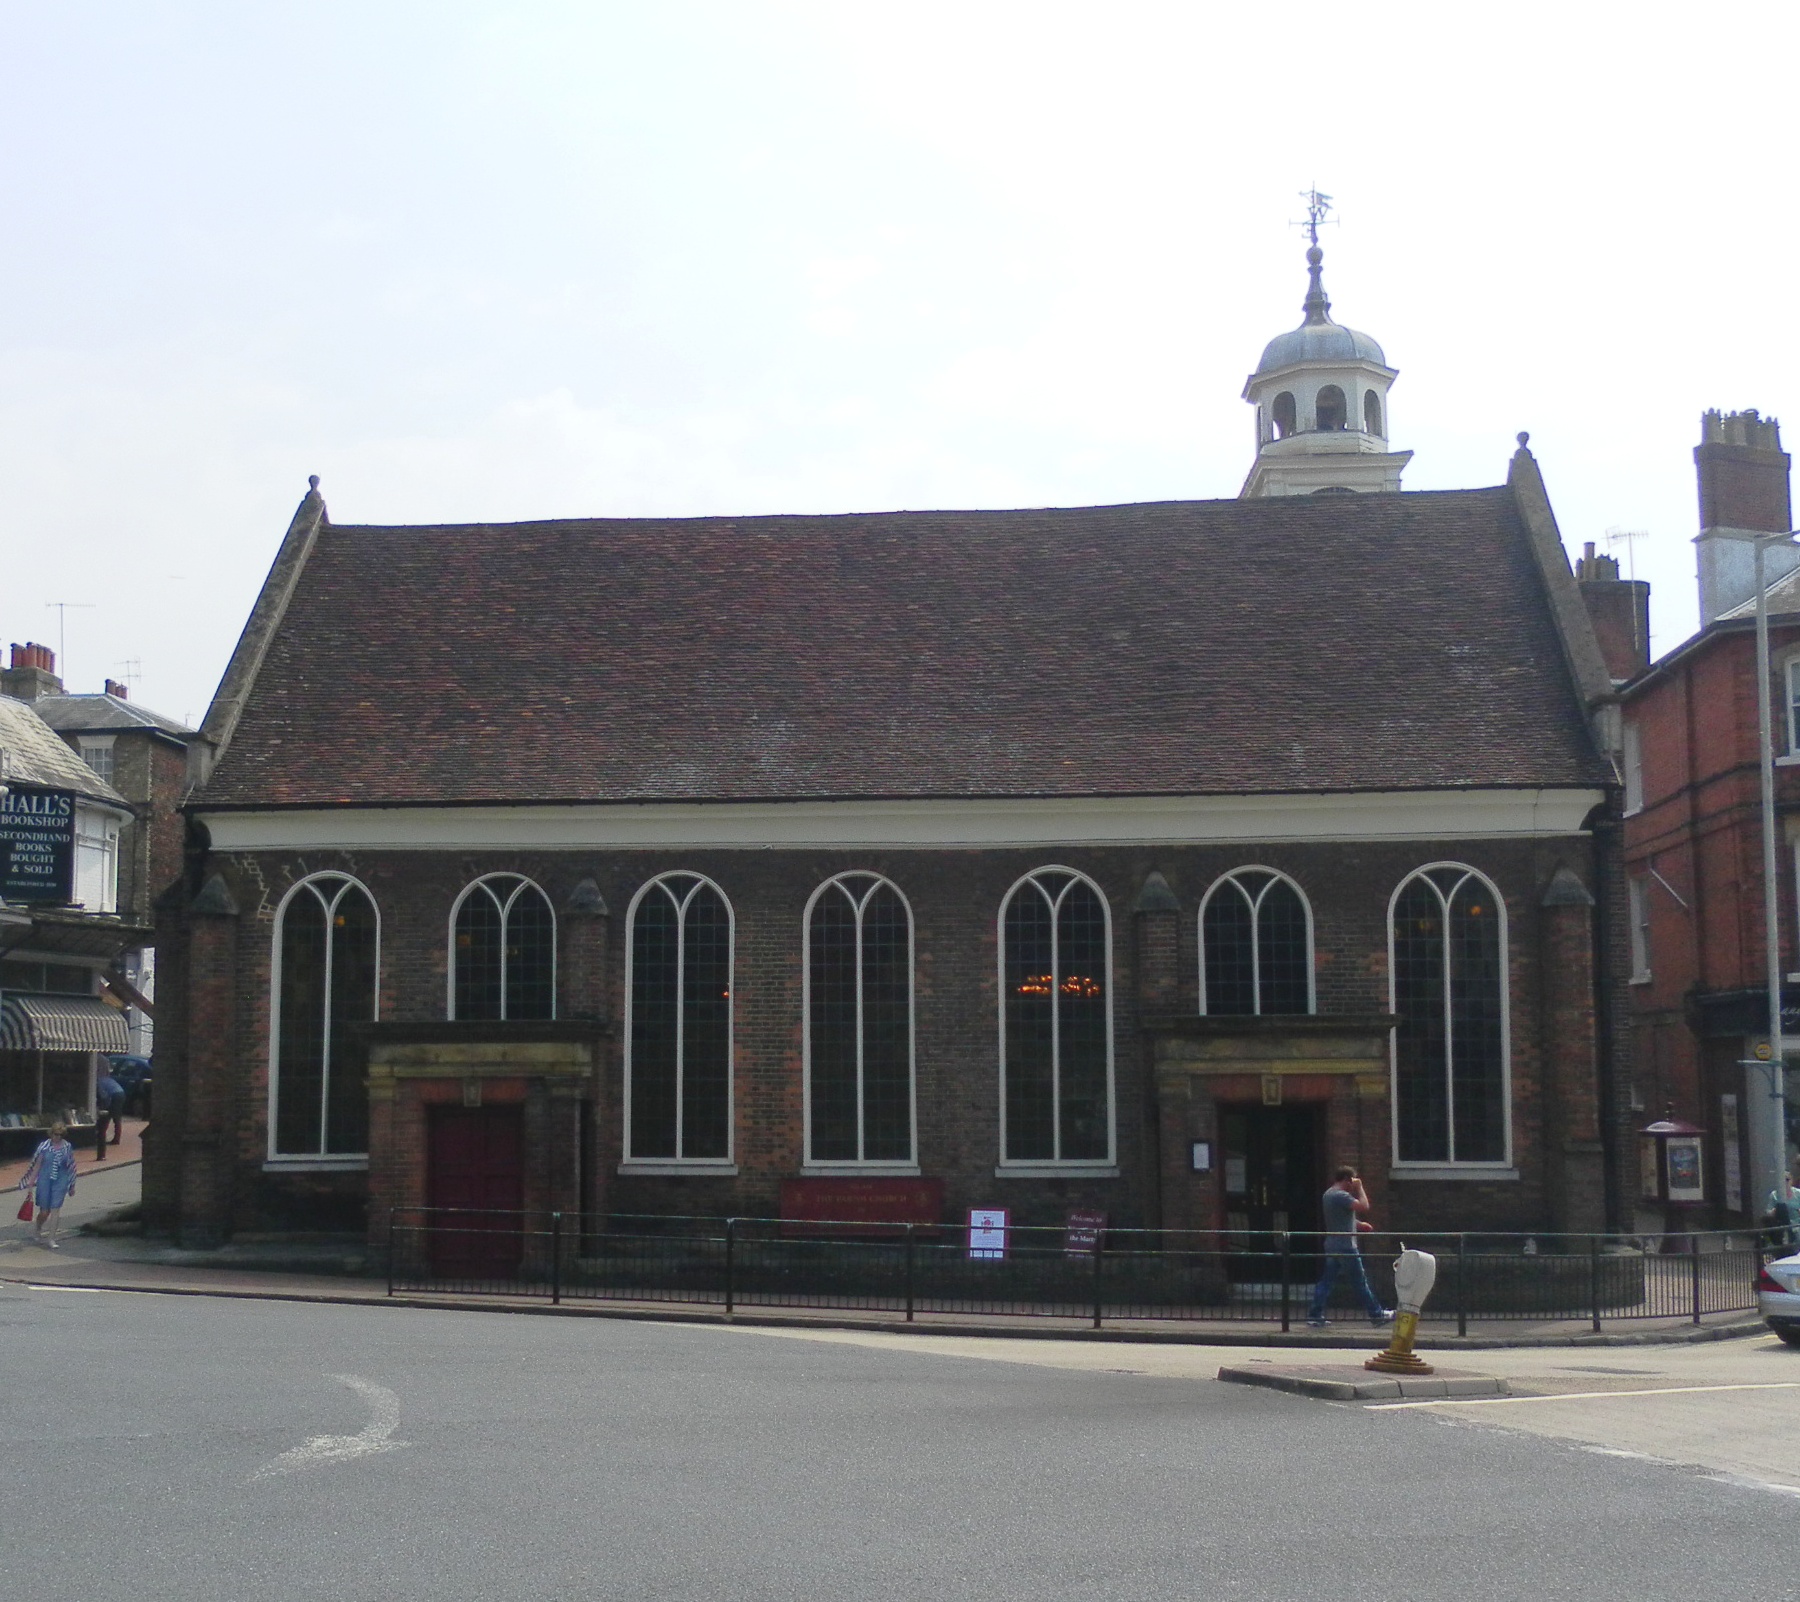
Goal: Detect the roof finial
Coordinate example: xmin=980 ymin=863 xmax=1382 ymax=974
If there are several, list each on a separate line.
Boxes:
xmin=1294 ymin=186 xmax=1335 ymax=327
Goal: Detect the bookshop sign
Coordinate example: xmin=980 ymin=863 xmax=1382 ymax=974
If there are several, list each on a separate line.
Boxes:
xmin=0 ymin=787 xmax=75 ymax=903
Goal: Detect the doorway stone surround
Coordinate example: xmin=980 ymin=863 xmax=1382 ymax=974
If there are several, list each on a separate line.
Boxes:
xmin=1147 ymin=1015 xmax=1397 ymax=1237
xmin=361 ymin=1021 xmax=600 ymax=1259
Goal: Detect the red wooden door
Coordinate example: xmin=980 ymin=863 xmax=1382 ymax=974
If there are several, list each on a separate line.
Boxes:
xmin=427 ymin=1106 xmax=525 ymax=1279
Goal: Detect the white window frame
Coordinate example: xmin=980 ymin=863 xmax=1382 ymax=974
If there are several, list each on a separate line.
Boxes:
xmin=78 ymin=735 xmax=115 ymax=786
xmin=801 ymin=872 xmax=919 ymax=1174
xmin=1628 ymin=875 xmax=1653 ymax=984
xmin=996 ymin=864 xmax=1117 ymax=1177
xmin=445 ymin=873 xmax=557 ymax=1020
xmin=1778 ymin=656 xmax=1800 ymax=763
xmin=1621 ymin=720 xmax=1643 ymax=815
xmin=1387 ymin=862 xmax=1514 ymax=1174
xmin=71 ymin=804 xmax=120 ymax=913
xmin=620 ymin=871 xmax=736 ymax=1173
xmin=1197 ymin=865 xmax=1317 ymax=1016
xmin=265 ymin=871 xmax=379 ymax=1167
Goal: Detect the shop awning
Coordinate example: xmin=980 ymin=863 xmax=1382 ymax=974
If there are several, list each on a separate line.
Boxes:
xmin=0 ymin=995 xmax=130 ymax=1054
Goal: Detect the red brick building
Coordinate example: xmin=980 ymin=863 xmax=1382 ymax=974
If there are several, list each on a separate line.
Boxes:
xmin=146 ymin=245 xmax=1640 ymax=1257
xmin=144 ymin=446 xmax=1637 ymax=1254
xmin=1619 ymin=410 xmax=1800 ymax=1231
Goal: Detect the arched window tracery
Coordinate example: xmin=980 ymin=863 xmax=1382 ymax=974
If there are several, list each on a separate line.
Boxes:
xmin=625 ymin=873 xmax=733 ymax=1163
xmin=1200 ymin=868 xmax=1314 ymax=1017
xmin=449 ymin=874 xmax=555 ymax=1021
xmin=999 ymin=867 xmax=1114 ymax=1166
xmin=270 ymin=873 xmax=378 ymax=1158
xmin=1390 ymin=864 xmax=1510 ymax=1166
xmin=805 ymin=873 xmax=915 ymax=1166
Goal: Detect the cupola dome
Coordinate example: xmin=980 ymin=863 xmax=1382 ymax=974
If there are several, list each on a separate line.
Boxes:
xmin=1254 ymin=248 xmax=1387 ymax=375
xmin=1239 ymin=219 xmax=1410 ymax=500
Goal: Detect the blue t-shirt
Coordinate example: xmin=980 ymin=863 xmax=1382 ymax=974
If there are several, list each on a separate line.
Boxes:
xmin=97 ymin=1075 xmax=124 ymax=1112
xmin=1321 ymin=1185 xmax=1360 ymax=1251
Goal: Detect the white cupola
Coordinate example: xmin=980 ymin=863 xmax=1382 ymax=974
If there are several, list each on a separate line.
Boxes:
xmin=1239 ymin=233 xmax=1411 ymax=499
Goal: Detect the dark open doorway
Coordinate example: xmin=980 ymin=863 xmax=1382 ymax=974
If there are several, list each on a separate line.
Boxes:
xmin=1220 ymin=1103 xmax=1324 ymax=1281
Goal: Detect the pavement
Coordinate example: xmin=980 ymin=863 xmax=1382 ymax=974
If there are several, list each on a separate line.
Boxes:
xmin=0 ymin=1278 xmax=1792 ymax=1601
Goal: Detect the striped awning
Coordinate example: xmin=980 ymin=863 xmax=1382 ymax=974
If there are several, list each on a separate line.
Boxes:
xmin=0 ymin=995 xmax=130 ymax=1054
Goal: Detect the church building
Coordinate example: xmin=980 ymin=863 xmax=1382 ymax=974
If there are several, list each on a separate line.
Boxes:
xmin=146 ymin=240 xmax=1637 ymax=1255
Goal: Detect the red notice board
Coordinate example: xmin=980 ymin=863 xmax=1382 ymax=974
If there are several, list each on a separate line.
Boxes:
xmin=780 ymin=1177 xmax=945 ymax=1236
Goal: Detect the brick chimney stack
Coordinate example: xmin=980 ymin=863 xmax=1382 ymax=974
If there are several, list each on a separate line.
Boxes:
xmin=104 ymin=678 xmax=128 ymax=700
xmin=1695 ymin=409 xmax=1799 ymax=623
xmin=1 ymin=641 xmax=64 ymax=702
xmin=1574 ymin=541 xmax=1651 ymax=682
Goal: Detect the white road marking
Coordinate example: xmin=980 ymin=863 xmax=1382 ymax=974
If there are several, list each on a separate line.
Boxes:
xmin=254 ymin=1374 xmax=407 ymax=1479
xmin=1706 ymin=1471 xmax=1800 ymax=1500
xmin=1369 ymin=1381 xmax=1800 ymax=1411
xmin=24 ymin=1284 xmax=111 ymax=1293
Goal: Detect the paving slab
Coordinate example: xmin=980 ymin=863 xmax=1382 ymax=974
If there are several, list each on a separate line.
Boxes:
xmin=1216 ymin=1362 xmax=1511 ymax=1401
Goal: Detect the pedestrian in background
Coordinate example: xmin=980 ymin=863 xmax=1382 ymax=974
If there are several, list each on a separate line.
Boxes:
xmin=94 ymin=1067 xmax=125 ymax=1159
xmin=1307 ymin=1166 xmax=1393 ymax=1329
xmin=1766 ymin=1173 xmax=1800 ymax=1253
xmin=18 ymin=1122 xmax=77 ymax=1249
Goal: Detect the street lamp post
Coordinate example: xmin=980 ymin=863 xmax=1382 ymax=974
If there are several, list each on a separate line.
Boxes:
xmin=1753 ymin=531 xmax=1793 ymax=1216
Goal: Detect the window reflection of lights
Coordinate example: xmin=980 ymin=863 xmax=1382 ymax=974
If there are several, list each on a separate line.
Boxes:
xmin=1000 ymin=867 xmax=1113 ymax=1165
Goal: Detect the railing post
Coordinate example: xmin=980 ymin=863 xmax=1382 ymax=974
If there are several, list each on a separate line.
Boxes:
xmin=725 ymin=1216 xmax=736 ymax=1321
xmin=905 ymin=1223 xmax=916 ymax=1323
xmin=387 ymin=1207 xmax=396 ymax=1297
xmin=1280 ymin=1232 xmax=1292 ymax=1333
xmin=1690 ymin=1232 xmax=1702 ymax=1325
xmin=551 ymin=1212 xmax=563 ymax=1305
xmin=1589 ymin=1234 xmax=1602 ymax=1334
xmin=1455 ymin=1234 xmax=1467 ymax=1339
xmin=1092 ymin=1228 xmax=1105 ymax=1330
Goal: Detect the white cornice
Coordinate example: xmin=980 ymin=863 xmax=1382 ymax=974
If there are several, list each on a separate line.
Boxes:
xmin=196 ymin=788 xmax=1605 ymax=853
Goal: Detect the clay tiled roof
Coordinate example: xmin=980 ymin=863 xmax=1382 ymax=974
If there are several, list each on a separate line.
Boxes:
xmin=198 ymin=488 xmax=1611 ymax=808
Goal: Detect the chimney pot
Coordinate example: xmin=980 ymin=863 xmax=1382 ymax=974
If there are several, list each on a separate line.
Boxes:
xmin=104 ymin=679 xmax=128 ymax=699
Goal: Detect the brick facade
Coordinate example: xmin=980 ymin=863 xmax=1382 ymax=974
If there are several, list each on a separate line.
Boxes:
xmin=149 ymin=834 xmax=1619 ymax=1248
xmin=1621 ymin=615 xmax=1800 ymax=1228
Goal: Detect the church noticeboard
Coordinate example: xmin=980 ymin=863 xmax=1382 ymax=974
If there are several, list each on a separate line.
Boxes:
xmin=0 ymin=787 xmax=75 ymax=903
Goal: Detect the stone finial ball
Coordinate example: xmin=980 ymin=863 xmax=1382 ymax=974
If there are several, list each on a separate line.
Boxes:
xmin=1516 ymin=431 xmax=1530 ymax=449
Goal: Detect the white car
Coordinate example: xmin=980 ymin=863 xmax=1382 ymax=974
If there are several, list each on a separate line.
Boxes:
xmin=1758 ymin=1251 xmax=1800 ymax=1345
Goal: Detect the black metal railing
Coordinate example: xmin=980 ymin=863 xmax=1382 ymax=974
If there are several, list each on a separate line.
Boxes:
xmin=384 ymin=1211 xmax=1762 ymax=1332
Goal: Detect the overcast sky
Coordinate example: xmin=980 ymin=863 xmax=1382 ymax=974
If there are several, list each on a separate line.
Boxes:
xmin=4 ymin=2 xmax=1797 ymax=724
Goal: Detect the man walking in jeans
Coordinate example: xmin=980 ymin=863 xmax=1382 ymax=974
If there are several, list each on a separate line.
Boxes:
xmin=1307 ymin=1166 xmax=1393 ymax=1329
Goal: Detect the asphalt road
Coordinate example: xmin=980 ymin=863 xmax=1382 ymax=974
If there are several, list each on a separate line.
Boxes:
xmin=0 ymin=1285 xmax=1793 ymax=1602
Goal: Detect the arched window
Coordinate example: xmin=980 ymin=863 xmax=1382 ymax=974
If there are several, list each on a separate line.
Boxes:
xmin=449 ymin=874 xmax=555 ymax=1020
xmin=1200 ymin=868 xmax=1314 ymax=1016
xmin=805 ymin=873 xmax=915 ymax=1166
xmin=1316 ymin=384 xmax=1347 ymax=431
xmin=1363 ymin=388 xmax=1383 ymax=436
xmin=270 ymin=873 xmax=378 ymax=1158
xmin=1272 ymin=391 xmax=1297 ymax=439
xmin=1000 ymin=867 xmax=1113 ymax=1166
xmin=1390 ymin=865 xmax=1510 ymax=1166
xmin=625 ymin=873 xmax=733 ymax=1163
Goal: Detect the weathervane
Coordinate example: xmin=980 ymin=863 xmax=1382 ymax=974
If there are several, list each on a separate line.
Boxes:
xmin=1294 ymin=186 xmax=1335 ymax=246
